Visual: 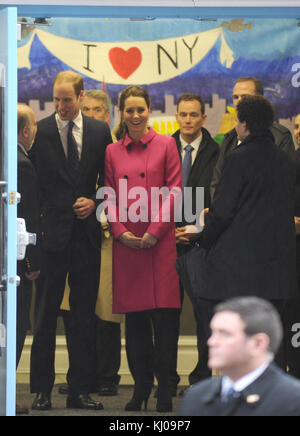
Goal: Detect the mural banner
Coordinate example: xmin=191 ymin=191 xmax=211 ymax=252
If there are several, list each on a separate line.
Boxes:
xmin=18 ymin=27 xmax=234 ymax=84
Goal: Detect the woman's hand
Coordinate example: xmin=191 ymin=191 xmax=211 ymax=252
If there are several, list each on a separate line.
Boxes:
xmin=118 ymin=232 xmax=142 ymax=249
xmin=140 ymin=232 xmax=158 ymax=249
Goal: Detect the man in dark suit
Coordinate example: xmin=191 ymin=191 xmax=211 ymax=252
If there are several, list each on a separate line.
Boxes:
xmin=171 ymin=94 xmax=219 ymax=391
xmin=180 ymin=297 xmax=300 ymax=416
xmin=30 ymin=71 xmax=112 ymax=411
xmin=285 ymin=113 xmax=300 ymax=378
xmin=210 ymin=77 xmax=295 ymax=200
xmin=176 ymin=95 xmax=298 ymax=371
xmin=17 ymin=104 xmax=40 ymax=414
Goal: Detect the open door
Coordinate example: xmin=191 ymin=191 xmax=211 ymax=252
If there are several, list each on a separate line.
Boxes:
xmin=0 ymin=7 xmax=18 ymax=417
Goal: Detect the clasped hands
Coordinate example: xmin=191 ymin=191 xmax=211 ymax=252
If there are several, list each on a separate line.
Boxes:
xmin=176 ymin=208 xmax=209 ymax=245
xmin=118 ymin=232 xmax=158 ymax=250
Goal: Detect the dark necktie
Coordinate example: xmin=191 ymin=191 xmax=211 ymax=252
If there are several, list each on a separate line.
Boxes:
xmin=226 ymin=387 xmax=239 ymax=400
xmin=67 ymin=121 xmax=79 ymax=177
xmin=182 ymin=144 xmax=194 ymax=188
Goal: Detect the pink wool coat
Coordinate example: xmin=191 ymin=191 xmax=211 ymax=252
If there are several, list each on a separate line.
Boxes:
xmin=105 ymin=128 xmax=182 ymax=314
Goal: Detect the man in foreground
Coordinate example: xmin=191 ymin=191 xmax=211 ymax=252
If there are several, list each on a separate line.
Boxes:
xmin=180 ymin=297 xmax=300 ymax=416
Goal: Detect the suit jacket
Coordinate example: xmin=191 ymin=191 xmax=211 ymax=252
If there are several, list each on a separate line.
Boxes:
xmin=210 ymin=122 xmax=295 ymax=200
xmin=295 ymin=149 xmax=300 ymax=284
xmin=176 ymin=131 xmax=298 ymax=301
xmin=173 ymin=128 xmax=220 ymax=222
xmin=17 ymin=145 xmax=40 ymax=274
xmin=180 ymin=364 xmax=300 ymax=416
xmin=30 ymin=113 xmax=112 ymax=252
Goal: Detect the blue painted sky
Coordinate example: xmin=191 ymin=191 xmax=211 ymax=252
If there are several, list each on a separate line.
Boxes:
xmin=20 ymin=17 xmax=300 ymax=60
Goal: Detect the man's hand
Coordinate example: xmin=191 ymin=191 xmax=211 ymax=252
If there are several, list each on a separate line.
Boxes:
xmin=140 ymin=233 xmax=158 ymax=249
xmin=25 ymin=270 xmax=40 ymax=281
xmin=176 ymin=226 xmax=200 ymax=245
xmin=200 ymin=208 xmax=209 ymax=227
xmin=295 ymin=216 xmax=300 ymax=235
xmin=73 ymin=197 xmax=96 ymax=220
xmin=118 ymin=232 xmax=142 ymax=249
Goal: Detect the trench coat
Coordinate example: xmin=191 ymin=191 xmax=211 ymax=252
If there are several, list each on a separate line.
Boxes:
xmin=105 ymin=128 xmax=182 ymax=313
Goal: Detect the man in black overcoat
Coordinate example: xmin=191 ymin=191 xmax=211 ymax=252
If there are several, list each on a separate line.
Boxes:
xmin=176 ymin=95 xmax=298 ymax=372
xmin=171 ymin=94 xmax=220 ymax=390
xmin=17 ymin=105 xmax=40 ymax=414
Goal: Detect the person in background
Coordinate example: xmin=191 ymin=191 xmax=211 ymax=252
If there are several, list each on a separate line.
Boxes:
xmin=171 ymin=93 xmax=220 ymax=394
xmin=210 ymin=76 xmax=295 ymax=200
xmin=180 ymin=297 xmax=300 ymax=416
xmin=285 ymin=113 xmax=300 ymax=379
xmin=176 ymin=95 xmax=298 ymax=375
xmin=16 ymin=104 xmax=40 ymax=414
xmin=30 ymin=71 xmax=112 ymax=411
xmin=60 ymin=89 xmax=123 ymax=397
xmin=105 ymin=85 xmax=182 ymax=413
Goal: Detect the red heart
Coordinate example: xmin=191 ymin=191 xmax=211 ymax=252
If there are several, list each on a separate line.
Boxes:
xmin=109 ymin=47 xmax=142 ymax=80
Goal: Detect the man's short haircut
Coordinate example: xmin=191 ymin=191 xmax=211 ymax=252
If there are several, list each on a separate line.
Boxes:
xmin=53 ymin=70 xmax=84 ymax=97
xmin=176 ymin=93 xmax=205 ymax=115
xmin=236 ymin=95 xmax=274 ymax=135
xmin=214 ymin=297 xmax=283 ymax=355
xmin=235 ymin=77 xmax=264 ymax=96
xmin=83 ymin=89 xmax=111 ymax=113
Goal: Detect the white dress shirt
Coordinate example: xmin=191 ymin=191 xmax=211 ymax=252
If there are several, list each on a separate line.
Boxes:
xmin=180 ymin=132 xmax=203 ymax=167
xmin=55 ymin=111 xmax=83 ymax=159
xmin=221 ymin=362 xmax=270 ymax=401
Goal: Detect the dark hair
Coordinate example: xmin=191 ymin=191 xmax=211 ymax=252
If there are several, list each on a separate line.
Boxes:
xmin=176 ymin=93 xmax=205 ymax=115
xmin=115 ymin=86 xmax=151 ymax=141
xmin=236 ymin=95 xmax=274 ymax=135
xmin=53 ymin=70 xmax=84 ymax=98
xmin=235 ymin=77 xmax=264 ymax=96
xmin=214 ymin=297 xmax=283 ymax=355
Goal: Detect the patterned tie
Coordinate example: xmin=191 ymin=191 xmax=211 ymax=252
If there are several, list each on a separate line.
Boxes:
xmin=182 ymin=144 xmax=194 ymax=188
xmin=67 ymin=121 xmax=79 ymax=177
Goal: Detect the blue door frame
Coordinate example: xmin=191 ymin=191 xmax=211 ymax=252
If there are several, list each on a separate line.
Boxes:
xmin=0 ymin=7 xmax=18 ymax=417
xmin=0 ymin=1 xmax=299 ymax=417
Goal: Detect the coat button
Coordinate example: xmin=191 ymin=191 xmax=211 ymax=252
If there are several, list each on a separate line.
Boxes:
xmin=124 ymin=175 xmax=128 ymax=179
xmin=140 ymin=173 xmax=145 ymax=178
xmin=143 ymin=144 xmax=147 ymax=149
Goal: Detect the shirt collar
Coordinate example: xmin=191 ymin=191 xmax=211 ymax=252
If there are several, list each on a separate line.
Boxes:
xmin=221 ymin=362 xmax=270 ymax=398
xmin=55 ymin=111 xmax=83 ymax=130
xmin=180 ymin=132 xmax=203 ymax=153
xmin=123 ymin=127 xmax=156 ymax=148
xmin=18 ymin=142 xmax=28 ymax=156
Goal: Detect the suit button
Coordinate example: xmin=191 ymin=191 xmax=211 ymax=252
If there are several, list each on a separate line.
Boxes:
xmin=140 ymin=173 xmax=145 ymax=178
xmin=143 ymin=144 xmax=147 ymax=149
xmin=124 ymin=175 xmax=128 ymax=179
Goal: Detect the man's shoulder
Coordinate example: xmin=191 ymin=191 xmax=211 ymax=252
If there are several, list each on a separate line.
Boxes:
xmin=201 ymin=127 xmax=220 ymax=152
xmin=37 ymin=113 xmax=56 ymax=128
xmin=83 ymin=114 xmax=109 ymax=131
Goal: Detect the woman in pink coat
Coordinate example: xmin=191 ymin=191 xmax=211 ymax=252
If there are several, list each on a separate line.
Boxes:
xmin=105 ymin=86 xmax=182 ymax=412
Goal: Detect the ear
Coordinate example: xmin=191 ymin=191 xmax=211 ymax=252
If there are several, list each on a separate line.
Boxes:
xmin=252 ymin=333 xmax=270 ymax=354
xmin=79 ymin=90 xmax=84 ymax=101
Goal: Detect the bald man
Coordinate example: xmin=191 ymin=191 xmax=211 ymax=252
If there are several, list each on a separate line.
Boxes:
xmin=17 ymin=104 xmax=40 ymax=413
